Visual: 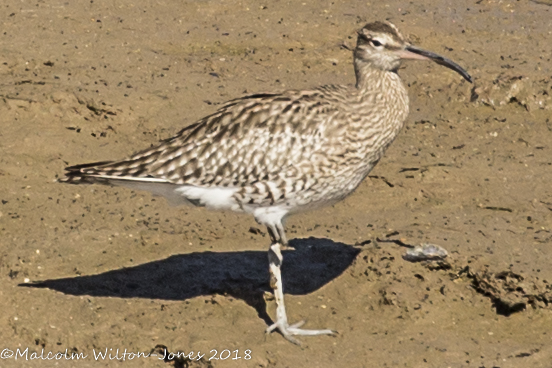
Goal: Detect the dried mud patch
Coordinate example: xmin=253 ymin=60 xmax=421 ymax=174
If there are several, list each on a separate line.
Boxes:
xmin=350 ymin=240 xmax=552 ymax=319
xmin=466 ymin=268 xmax=552 ymax=316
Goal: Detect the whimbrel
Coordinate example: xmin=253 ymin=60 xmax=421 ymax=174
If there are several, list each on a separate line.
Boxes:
xmin=60 ymin=21 xmax=472 ymax=344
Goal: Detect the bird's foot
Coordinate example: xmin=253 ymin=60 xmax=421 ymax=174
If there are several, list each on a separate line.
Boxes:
xmin=266 ymin=320 xmax=336 ymax=345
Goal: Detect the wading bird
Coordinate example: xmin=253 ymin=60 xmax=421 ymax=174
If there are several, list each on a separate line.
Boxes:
xmin=61 ymin=21 xmax=472 ymax=344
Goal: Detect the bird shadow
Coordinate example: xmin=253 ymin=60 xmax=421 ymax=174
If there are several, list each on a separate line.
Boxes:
xmin=20 ymin=237 xmax=360 ymax=326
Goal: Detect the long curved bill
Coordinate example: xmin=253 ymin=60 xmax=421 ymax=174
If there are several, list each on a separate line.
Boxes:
xmin=399 ymin=45 xmax=473 ymax=83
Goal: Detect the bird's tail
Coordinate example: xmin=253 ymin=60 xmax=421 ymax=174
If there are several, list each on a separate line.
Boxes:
xmin=59 ymin=161 xmax=116 ymax=185
xmin=58 ymin=160 xmax=192 ymax=206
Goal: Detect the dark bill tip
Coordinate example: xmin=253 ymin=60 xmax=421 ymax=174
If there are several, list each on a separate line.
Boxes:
xmin=405 ymin=45 xmax=473 ymax=83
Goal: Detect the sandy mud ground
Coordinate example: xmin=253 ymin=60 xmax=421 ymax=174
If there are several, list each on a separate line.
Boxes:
xmin=1 ymin=0 xmax=552 ymax=367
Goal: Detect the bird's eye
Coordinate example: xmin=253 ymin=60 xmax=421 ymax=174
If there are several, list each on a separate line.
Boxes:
xmin=370 ymin=40 xmax=383 ymax=47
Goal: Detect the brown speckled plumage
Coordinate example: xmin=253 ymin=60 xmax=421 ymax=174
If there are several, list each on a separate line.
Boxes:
xmin=60 ymin=21 xmax=471 ymax=344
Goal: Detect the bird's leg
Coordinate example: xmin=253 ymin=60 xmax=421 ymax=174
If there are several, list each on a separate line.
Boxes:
xmin=266 ymin=224 xmax=279 ymax=244
xmin=276 ymin=222 xmax=287 ymax=246
xmin=265 ymin=224 xmax=335 ymax=345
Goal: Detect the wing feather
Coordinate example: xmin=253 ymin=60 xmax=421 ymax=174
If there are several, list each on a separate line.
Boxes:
xmin=63 ymin=87 xmax=354 ymax=188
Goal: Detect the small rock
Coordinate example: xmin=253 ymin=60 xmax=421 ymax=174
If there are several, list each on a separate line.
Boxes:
xmin=403 ymin=243 xmax=448 ymax=262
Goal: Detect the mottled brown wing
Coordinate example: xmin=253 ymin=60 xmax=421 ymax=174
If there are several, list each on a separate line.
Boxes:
xmin=65 ymin=88 xmax=347 ymax=188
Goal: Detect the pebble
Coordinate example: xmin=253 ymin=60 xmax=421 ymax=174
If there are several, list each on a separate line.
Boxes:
xmin=403 ymin=243 xmax=448 ymax=262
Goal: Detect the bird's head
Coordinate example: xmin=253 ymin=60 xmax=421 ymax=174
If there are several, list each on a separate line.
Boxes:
xmin=355 ymin=21 xmax=472 ymax=83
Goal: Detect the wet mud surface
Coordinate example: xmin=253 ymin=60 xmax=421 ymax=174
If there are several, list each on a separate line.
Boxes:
xmin=1 ymin=0 xmax=552 ymax=367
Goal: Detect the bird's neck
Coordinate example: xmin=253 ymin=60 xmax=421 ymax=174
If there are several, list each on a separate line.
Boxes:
xmin=351 ymin=59 xmax=410 ymax=164
xmin=354 ymin=60 xmax=399 ymax=92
